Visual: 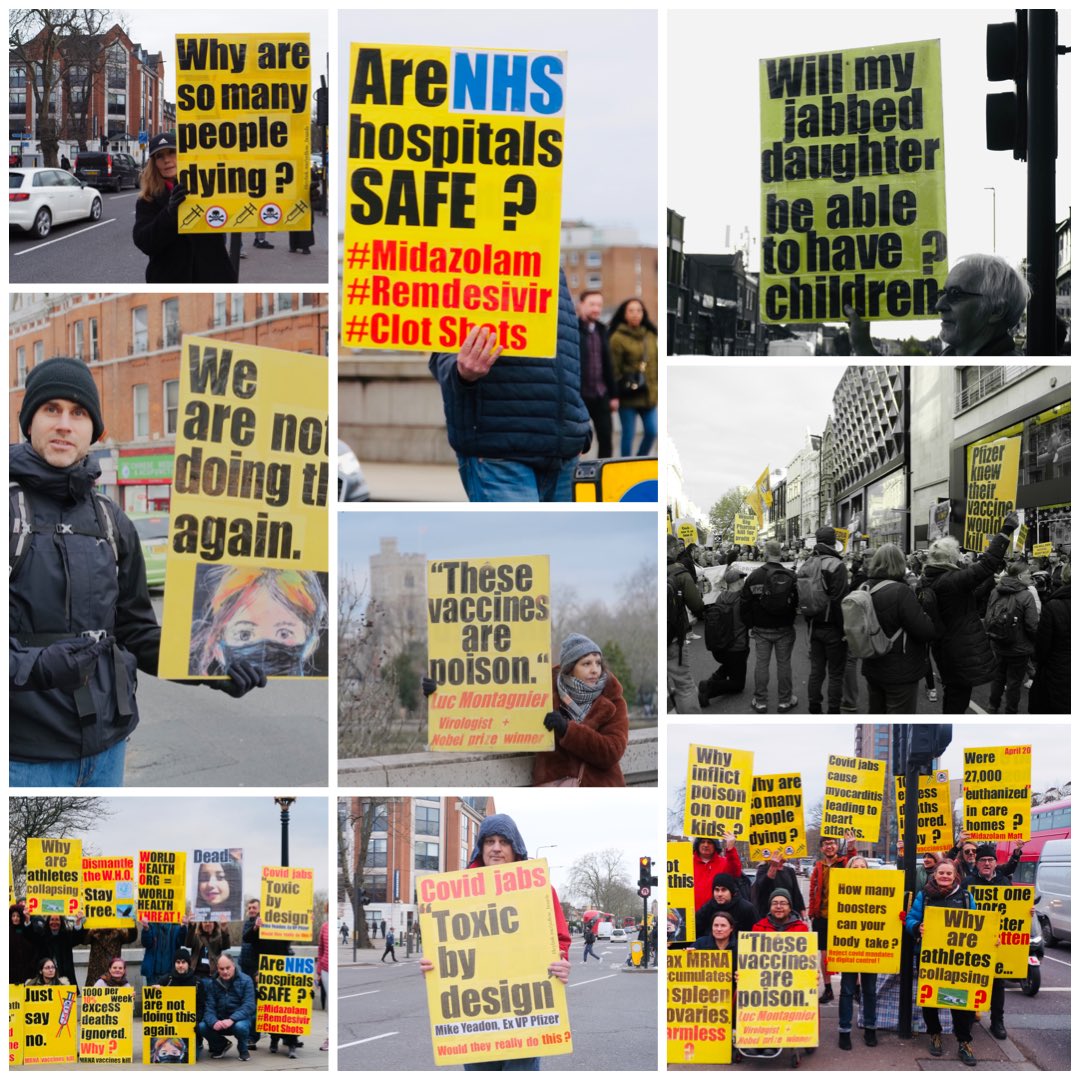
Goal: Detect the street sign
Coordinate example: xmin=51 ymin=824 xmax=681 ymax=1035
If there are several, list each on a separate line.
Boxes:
xmin=638 ymin=885 xmax=651 ymax=898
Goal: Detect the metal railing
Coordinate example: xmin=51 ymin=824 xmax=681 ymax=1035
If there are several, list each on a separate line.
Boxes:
xmin=954 ymin=365 xmax=1030 ymax=413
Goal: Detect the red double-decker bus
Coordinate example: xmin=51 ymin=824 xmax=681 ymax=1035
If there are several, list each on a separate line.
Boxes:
xmin=995 ymin=798 xmax=1071 ymax=883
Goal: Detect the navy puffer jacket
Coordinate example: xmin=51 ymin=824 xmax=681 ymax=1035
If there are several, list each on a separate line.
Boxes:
xmin=429 ymin=272 xmax=591 ymax=467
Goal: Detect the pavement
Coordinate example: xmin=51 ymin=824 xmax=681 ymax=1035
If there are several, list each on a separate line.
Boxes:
xmin=358 ymin=461 xmax=467 ymax=503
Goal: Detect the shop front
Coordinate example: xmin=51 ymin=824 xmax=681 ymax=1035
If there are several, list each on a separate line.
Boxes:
xmin=117 ymin=449 xmax=173 ymax=513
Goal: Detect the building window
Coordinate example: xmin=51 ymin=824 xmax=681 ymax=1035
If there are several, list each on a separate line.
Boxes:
xmin=231 ymin=294 xmax=245 ymax=323
xmin=163 ymin=379 xmax=179 ymax=435
xmin=133 ymin=384 xmax=149 ymax=438
xmin=367 ymin=802 xmax=389 ymax=832
xmin=586 ymin=250 xmax=602 ymax=267
xmin=132 ymin=306 xmax=148 ymax=352
xmin=214 ymin=294 xmax=227 ymax=327
xmin=301 ymin=293 xmax=316 ymax=308
xmin=365 ymin=838 xmax=387 ymax=869
xmin=415 ymin=805 xmax=440 ymax=837
xmin=162 ymin=297 xmax=180 ymax=347
xmin=33 ymin=340 xmax=44 ymax=368
xmin=276 ymin=293 xmax=293 ymax=312
xmin=414 ymin=842 xmax=440 ymax=871
xmin=89 ymin=318 xmax=99 ymax=361
xmin=72 ymin=321 xmax=84 ymax=359
xmin=16 ymin=347 xmax=26 ymax=386
xmin=362 ymin=873 xmax=387 ymax=904
xmin=586 ymin=273 xmax=602 ymax=289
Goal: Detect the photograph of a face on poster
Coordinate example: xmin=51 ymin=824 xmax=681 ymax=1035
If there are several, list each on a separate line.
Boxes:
xmin=191 ymin=847 xmax=243 ymax=922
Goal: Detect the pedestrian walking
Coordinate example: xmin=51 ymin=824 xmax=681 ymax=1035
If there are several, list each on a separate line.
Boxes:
xmin=380 ymin=927 xmax=397 ymax=963
xmin=576 ymin=290 xmax=618 ymax=458
xmin=132 ymin=132 xmax=237 ymax=284
xmin=984 ymin=561 xmax=1039 ymax=713
xmin=609 ymin=299 xmax=659 ymax=457
xmin=741 ymin=540 xmax=798 ymax=713
xmin=582 ymin=925 xmax=600 ymax=963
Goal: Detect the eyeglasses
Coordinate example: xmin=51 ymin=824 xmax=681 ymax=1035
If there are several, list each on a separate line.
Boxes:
xmin=939 ymin=286 xmax=985 ymax=303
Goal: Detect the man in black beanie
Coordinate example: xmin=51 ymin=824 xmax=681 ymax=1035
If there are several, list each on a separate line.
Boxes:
xmin=10 ymin=356 xmax=265 ymax=787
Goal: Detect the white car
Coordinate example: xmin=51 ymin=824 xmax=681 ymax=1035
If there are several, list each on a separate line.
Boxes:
xmin=9 ymin=167 xmax=102 ymax=238
xmin=609 ymin=928 xmax=629 ymax=943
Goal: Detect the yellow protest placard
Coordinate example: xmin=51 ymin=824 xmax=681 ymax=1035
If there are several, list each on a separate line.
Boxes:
xmin=970 ymin=885 xmax=1035 ymax=979
xmin=917 ymin=905 xmax=999 ymax=1012
xmin=667 ymin=947 xmax=732 ymax=1065
xmin=963 ymin=745 xmax=1031 ymax=842
xmin=142 ymin=986 xmax=197 ymax=1064
xmin=895 ymin=770 xmax=952 ymax=852
xmin=666 ymin=842 xmax=696 ymax=947
xmin=25 ymin=838 xmax=81 ymax=919
xmin=175 ymin=33 xmax=311 ymax=234
xmin=737 ymin=932 xmax=819 ymax=1048
xmin=759 ymin=39 xmax=946 ymax=324
xmin=257 ymin=953 xmax=315 ymax=1036
xmin=827 ymin=868 xmax=904 ymax=974
xmin=1032 ymin=541 xmax=1052 ymax=558
xmin=684 ymin=745 xmax=754 ymax=841
xmin=822 ymin=755 xmax=886 ymax=842
xmin=733 ymin=514 xmax=758 ymax=545
xmin=81 ymin=857 xmax=135 ymax=929
xmin=342 ymin=43 xmax=566 ymax=357
xmin=22 ymin=985 xmax=77 ymax=1066
xmin=1014 ymin=523 xmax=1029 ymax=553
xmin=79 ymin=986 xmax=133 ymax=1063
xmin=426 ymin=555 xmax=553 ymax=752
xmin=9 ymin=986 xmax=24 ymax=1067
xmin=748 ymin=773 xmax=807 ymax=863
xmin=137 ymin=850 xmax=186 ymax=924
xmin=260 ymin=866 xmax=314 ymax=940
xmin=159 ymin=336 xmax=329 ymax=680
xmin=963 ymin=435 xmax=1021 ymax=551
xmin=833 ymin=526 xmax=850 ymax=551
xmin=417 ymin=858 xmax=571 ymax=1066
xmin=676 ymin=521 xmax=699 ymax=547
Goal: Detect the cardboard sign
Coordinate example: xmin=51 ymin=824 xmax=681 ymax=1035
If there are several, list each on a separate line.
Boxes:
xmin=969 ymin=884 xmax=1035 ymax=979
xmin=666 ymin=947 xmax=732 ymax=1065
xmin=342 ymin=43 xmax=566 ymax=357
xmin=79 ymin=986 xmax=133 ymax=1063
xmin=9 ymin=987 xmax=24 ymax=1067
xmin=138 ymin=851 xmax=186 ymax=924
xmin=1032 ymin=541 xmax=1052 ymax=558
xmin=81 ymin=857 xmax=136 ymax=928
xmin=928 ymin=499 xmax=952 ymax=540
xmin=417 ymin=858 xmax=571 ymax=1066
xmin=666 ymin=842 xmax=696 ymax=947
xmin=191 ymin=847 xmax=243 ymax=923
xmin=1014 ymin=522 xmax=1029 ymax=553
xmin=25 ymin=838 xmax=81 ymax=918
xmin=426 ymin=556 xmax=553 ymax=751
xmin=827 ymin=868 xmax=904 ymax=974
xmin=259 ymin=866 xmax=314 ymax=941
xmin=676 ymin=521 xmax=699 ymax=547
xmin=894 ymin=770 xmax=952 ymax=853
xmin=142 ymin=986 xmax=197 ymax=1064
xmin=159 ymin=337 xmax=329 ymax=680
xmin=759 ymin=39 xmax=947 ymax=323
xmin=733 ymin=514 xmax=758 ymax=545
xmin=822 ymin=754 xmax=886 ymax=842
xmin=917 ymin=905 xmax=999 ymax=1011
xmin=748 ymin=773 xmax=807 ymax=863
xmin=833 ymin=526 xmax=850 ymax=552
xmin=22 ymin=985 xmax=77 ymax=1066
xmin=736 ymin=932 xmax=819 ymax=1048
xmin=175 ymin=34 xmax=311 ymax=233
xmin=963 ymin=745 xmax=1031 ymax=842
xmin=684 ymin=745 xmax=754 ymax=841
xmin=963 ymin=435 xmax=1021 ymax=551
xmin=257 ymin=954 xmax=315 ymax=1036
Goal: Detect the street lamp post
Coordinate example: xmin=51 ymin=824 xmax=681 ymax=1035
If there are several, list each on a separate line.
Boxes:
xmin=274 ymin=797 xmax=296 ymax=867
xmin=983 ymin=187 xmax=997 ymax=253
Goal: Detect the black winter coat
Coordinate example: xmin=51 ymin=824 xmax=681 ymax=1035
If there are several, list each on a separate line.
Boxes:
xmin=806 ymin=545 xmax=848 ymax=636
xmin=859 ymin=575 xmax=937 ymax=685
xmin=985 ymin=576 xmax=1039 ymax=657
xmin=922 ymin=532 xmax=1008 ymax=685
xmin=133 ymin=187 xmax=237 ymax=284
xmin=751 ymin=865 xmax=806 ymax=917
xmin=695 ymin=894 xmax=757 ymax=937
xmin=1029 ymin=585 xmax=1069 ymax=713
xmin=10 ymin=444 xmax=161 ymax=763
xmin=577 ymin=318 xmax=616 ymax=402
xmin=31 ymin=919 xmax=86 ymax=985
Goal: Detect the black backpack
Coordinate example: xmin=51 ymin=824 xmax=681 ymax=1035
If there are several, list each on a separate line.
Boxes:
xmin=916 ymin=574 xmax=945 ymax=639
xmin=704 ymin=591 xmax=745 ymax=654
xmin=667 ymin=565 xmax=690 ymax=645
xmin=755 ymin=564 xmax=797 ymax=617
xmin=985 ymin=591 xmax=1023 ymax=645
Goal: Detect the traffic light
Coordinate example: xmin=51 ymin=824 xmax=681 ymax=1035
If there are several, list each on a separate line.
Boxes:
xmin=907 ymin=724 xmax=953 ymax=769
xmin=638 ymin=856 xmax=657 ymax=888
xmin=986 ymin=13 xmax=1028 ymax=159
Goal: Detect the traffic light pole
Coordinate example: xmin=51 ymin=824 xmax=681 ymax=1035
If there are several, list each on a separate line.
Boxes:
xmin=898 ymin=726 xmax=918 ymax=1039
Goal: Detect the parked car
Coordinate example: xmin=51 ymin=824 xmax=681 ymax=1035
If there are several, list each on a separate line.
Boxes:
xmin=338 ymin=439 xmax=370 ymax=502
xmin=74 ymin=150 xmax=140 ymax=192
xmin=863 ymin=858 xmax=886 ymax=870
xmin=126 ymin=511 xmax=169 ymax=588
xmin=1035 ymin=838 xmax=1070 ymax=945
xmin=609 ymin=928 xmax=629 ymax=943
xmin=9 ymin=168 xmax=102 ymax=238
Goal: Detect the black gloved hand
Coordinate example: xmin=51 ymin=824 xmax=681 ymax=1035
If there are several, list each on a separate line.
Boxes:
xmin=208 ymin=659 xmax=267 ymax=698
xmin=31 ymin=637 xmax=111 ymax=693
xmin=1001 ymin=511 xmax=1020 ymax=534
xmin=421 ymin=676 xmax=437 ymax=697
xmin=167 ymin=183 xmax=188 ymax=212
xmin=543 ymin=710 xmax=568 ymax=738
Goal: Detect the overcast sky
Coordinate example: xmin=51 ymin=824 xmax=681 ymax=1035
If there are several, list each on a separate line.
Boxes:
xmin=54 ymin=796 xmax=330 ymax=899
xmin=337 ymin=9 xmax=658 ymax=243
xmin=339 ymin=508 xmax=657 ymax=606
xmin=667 ymin=723 xmax=1071 ymax=817
xmin=668 ymin=363 xmax=850 ymax=511
xmin=670 ymin=8 xmax=1072 ymax=340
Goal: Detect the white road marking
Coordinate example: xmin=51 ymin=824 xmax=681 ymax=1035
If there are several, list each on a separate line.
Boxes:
xmin=1042 ymin=954 xmax=1071 ymax=967
xmin=339 ymin=990 xmax=380 ymax=999
xmin=14 ymin=218 xmax=115 ymax=254
xmin=569 ymin=974 xmax=620 ymax=988
xmin=339 ymin=1031 xmax=398 ymax=1048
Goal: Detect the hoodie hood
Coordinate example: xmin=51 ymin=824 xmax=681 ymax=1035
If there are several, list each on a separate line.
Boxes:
xmin=468 ymin=814 xmax=529 ymax=868
xmin=813 ymin=543 xmax=842 ymax=560
xmin=10 ymin=441 xmax=100 ymax=502
xmin=994 ymin=575 xmax=1028 ymax=596
xmin=692 ymin=837 xmax=722 ymax=859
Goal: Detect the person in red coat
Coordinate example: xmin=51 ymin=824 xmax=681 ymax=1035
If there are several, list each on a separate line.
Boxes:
xmin=532 ymin=634 xmax=629 ymax=787
xmin=750 ymin=889 xmax=810 ymax=933
xmin=691 ymin=835 xmax=743 ymax=915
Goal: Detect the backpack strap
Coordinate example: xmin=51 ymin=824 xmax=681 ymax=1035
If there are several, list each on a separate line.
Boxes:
xmin=10 ymin=481 xmax=33 ymax=578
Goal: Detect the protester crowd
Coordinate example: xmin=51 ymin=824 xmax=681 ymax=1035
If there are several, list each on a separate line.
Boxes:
xmin=672 ymin=828 xmax=1029 ymax=1066
xmin=667 ymin=514 xmax=1070 ymax=715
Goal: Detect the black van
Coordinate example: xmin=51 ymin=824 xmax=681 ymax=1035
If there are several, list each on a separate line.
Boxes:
xmin=73 ymin=150 xmax=140 ymax=192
